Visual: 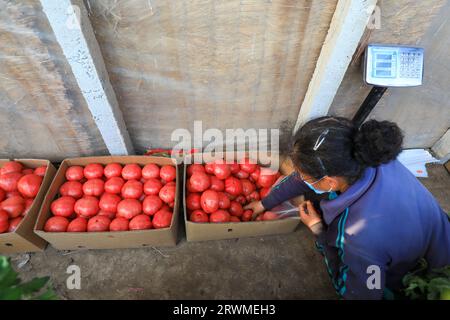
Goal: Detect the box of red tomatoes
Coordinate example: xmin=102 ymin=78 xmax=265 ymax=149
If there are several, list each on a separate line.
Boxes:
xmin=0 ymin=159 xmax=56 ymax=253
xmin=183 ymin=152 xmax=301 ymax=242
xmin=34 ymin=156 xmax=180 ymax=250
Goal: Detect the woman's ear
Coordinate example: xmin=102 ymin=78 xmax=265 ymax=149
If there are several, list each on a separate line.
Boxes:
xmin=323 ymin=176 xmax=340 ymax=191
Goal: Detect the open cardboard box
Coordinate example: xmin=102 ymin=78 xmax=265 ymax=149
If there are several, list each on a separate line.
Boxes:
xmin=0 ymin=159 xmax=56 ymax=253
xmin=183 ymin=152 xmax=301 ymax=242
xmin=34 ymin=156 xmax=180 ymax=250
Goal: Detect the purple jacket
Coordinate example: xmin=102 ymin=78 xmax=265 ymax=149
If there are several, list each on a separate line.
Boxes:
xmin=262 ymin=160 xmax=450 ymax=299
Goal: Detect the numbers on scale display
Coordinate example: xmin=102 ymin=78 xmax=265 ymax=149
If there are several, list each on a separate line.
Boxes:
xmin=365 ymin=44 xmax=424 ymax=87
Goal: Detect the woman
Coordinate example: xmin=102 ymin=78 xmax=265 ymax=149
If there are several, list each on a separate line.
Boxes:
xmin=246 ymin=116 xmax=450 ymax=299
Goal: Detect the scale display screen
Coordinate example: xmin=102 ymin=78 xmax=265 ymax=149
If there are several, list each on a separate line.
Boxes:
xmin=364 ymin=44 xmax=424 ymax=87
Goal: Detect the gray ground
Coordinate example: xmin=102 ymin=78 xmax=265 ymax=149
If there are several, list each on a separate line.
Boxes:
xmin=6 ymin=164 xmax=450 ymax=300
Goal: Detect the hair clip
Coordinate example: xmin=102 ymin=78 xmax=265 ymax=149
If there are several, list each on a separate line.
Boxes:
xmin=313 ymin=129 xmax=329 ymax=151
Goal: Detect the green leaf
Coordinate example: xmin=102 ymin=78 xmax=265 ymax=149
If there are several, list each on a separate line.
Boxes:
xmin=0 ymin=257 xmax=20 ymax=289
xmin=34 ymin=287 xmax=58 ymax=300
xmin=0 ymin=287 xmax=23 ymax=300
xmin=17 ymin=277 xmax=50 ymax=295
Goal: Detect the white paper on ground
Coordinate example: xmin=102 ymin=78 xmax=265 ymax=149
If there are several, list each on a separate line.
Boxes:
xmin=397 ymin=149 xmax=439 ymax=178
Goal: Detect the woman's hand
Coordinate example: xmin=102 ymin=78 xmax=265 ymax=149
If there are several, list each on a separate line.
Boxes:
xmin=299 ymin=201 xmax=322 ymax=229
xmin=244 ymin=200 xmax=265 ymax=219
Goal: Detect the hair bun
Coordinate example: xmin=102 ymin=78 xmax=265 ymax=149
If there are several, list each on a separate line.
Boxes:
xmin=353 ymin=120 xmax=403 ymax=167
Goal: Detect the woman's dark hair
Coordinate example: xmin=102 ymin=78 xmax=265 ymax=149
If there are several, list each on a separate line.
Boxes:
xmin=290 ymin=117 xmax=403 ymax=184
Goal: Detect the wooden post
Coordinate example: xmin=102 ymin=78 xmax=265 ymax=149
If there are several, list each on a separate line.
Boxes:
xmin=293 ymin=0 xmax=378 ymax=134
xmin=40 ymin=0 xmax=134 ymax=155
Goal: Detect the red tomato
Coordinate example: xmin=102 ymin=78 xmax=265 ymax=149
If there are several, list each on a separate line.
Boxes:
xmin=0 ymin=172 xmax=23 ymax=192
xmin=34 ymin=166 xmax=47 ymax=177
xmin=6 ymin=191 xmax=21 ymax=198
xmin=142 ymin=195 xmax=163 ymax=216
xmin=200 ymin=190 xmax=219 ymax=213
xmin=262 ymin=211 xmax=279 ymax=221
xmin=59 ymin=181 xmax=83 ymax=199
xmin=24 ymin=198 xmax=34 ymax=215
xmin=1 ymin=161 xmax=23 ymax=175
xmin=0 ymin=210 xmax=9 ymax=233
xmin=87 ymin=216 xmax=110 ymax=232
xmin=257 ymin=168 xmax=278 ymax=188
xmin=241 ymin=179 xmax=256 ymax=196
xmin=259 ymin=187 xmax=271 ymax=199
xmin=209 ymin=210 xmax=231 ymax=223
xmin=240 ymin=158 xmax=257 ymax=173
xmin=65 ymin=166 xmax=84 ymax=181
xmin=190 ymin=210 xmax=209 ymax=222
xmin=51 ymin=196 xmax=76 ymax=217
xmin=229 ymin=163 xmax=240 ymax=175
xmin=44 ymin=216 xmax=69 ymax=232
xmin=98 ymin=210 xmax=116 ymax=220
xmin=210 ymin=176 xmax=225 ymax=192
xmin=152 ymin=210 xmax=173 ymax=229
xmin=218 ymin=192 xmax=231 ymax=209
xmin=122 ymin=164 xmax=142 ymax=180
xmin=159 ymin=183 xmax=176 ymax=204
xmin=143 ymin=178 xmax=163 ymax=195
xmin=82 ymin=179 xmax=104 ymax=197
xmin=104 ymin=177 xmax=125 ymax=194
xmin=225 ymin=192 xmax=236 ymax=201
xmin=186 ymin=193 xmax=201 ymax=211
xmin=9 ymin=217 xmax=23 ymax=232
xmin=0 ymin=189 xmax=4 ymax=202
xmin=1 ymin=196 xmax=25 ymax=218
xmin=242 ymin=210 xmax=253 ymax=222
xmin=104 ymin=163 xmax=123 ymax=179
xmin=99 ymin=193 xmax=121 ymax=213
xmin=187 ymin=164 xmax=205 ymax=177
xmin=214 ymin=162 xmax=231 ymax=180
xmin=246 ymin=191 xmax=260 ymax=202
xmin=160 ymin=204 xmax=171 ymax=212
xmin=229 ymin=201 xmax=244 ymax=217
xmin=142 ymin=163 xmax=160 ymax=179
xmin=67 ymin=217 xmax=87 ymax=232
xmin=110 ymin=217 xmax=129 ymax=231
xmin=74 ymin=196 xmax=99 ymax=218
xmin=121 ymin=179 xmax=143 ymax=199
xmin=160 ymin=165 xmax=176 ymax=182
xmin=234 ymin=170 xmax=249 ymax=179
xmin=204 ymin=162 xmax=215 ymax=174
xmin=189 ymin=172 xmax=210 ymax=192
xmin=224 ymin=177 xmax=243 ymax=196
xmin=230 ymin=216 xmax=241 ymax=222
xmin=84 ymin=163 xmax=104 ymax=179
xmin=17 ymin=174 xmax=42 ymax=198
xmin=129 ymin=214 xmax=152 ymax=230
xmin=250 ymin=166 xmax=260 ymax=182
xmin=186 ymin=181 xmax=197 ymax=193
xmin=22 ymin=169 xmax=34 ymax=175
xmin=116 ymin=199 xmax=142 ymax=219
xmin=235 ymin=195 xmax=247 ymax=206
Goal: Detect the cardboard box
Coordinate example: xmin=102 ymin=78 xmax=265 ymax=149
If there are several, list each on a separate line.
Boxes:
xmin=34 ymin=156 xmax=180 ymax=250
xmin=183 ymin=152 xmax=301 ymax=242
xmin=0 ymin=159 xmax=56 ymax=253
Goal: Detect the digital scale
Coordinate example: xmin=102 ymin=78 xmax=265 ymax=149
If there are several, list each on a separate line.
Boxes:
xmin=352 ymin=44 xmax=424 ymax=126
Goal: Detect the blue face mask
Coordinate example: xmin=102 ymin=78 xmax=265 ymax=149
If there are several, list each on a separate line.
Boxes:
xmin=303 ymin=176 xmax=332 ymax=194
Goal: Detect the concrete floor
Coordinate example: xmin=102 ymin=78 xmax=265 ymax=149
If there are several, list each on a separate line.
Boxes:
xmin=6 ymin=164 xmax=450 ymax=300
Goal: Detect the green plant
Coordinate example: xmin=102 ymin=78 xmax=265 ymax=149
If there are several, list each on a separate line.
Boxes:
xmin=402 ymin=259 xmax=450 ymax=300
xmin=0 ymin=256 xmax=58 ymax=300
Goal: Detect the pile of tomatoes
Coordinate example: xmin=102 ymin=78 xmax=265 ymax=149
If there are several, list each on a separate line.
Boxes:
xmin=0 ymin=161 xmax=47 ymax=233
xmin=186 ymin=159 xmax=281 ymax=223
xmin=44 ymin=163 xmax=175 ymax=232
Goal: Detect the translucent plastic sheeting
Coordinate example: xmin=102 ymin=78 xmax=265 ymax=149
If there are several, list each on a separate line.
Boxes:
xmin=87 ymin=0 xmax=338 ymax=152
xmin=0 ymin=0 xmax=108 ymax=161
